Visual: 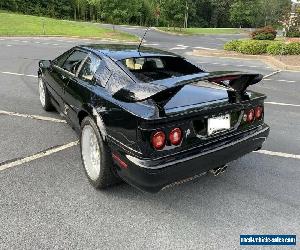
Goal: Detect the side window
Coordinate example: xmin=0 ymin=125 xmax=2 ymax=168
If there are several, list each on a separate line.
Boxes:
xmin=94 ymin=60 xmax=111 ymax=87
xmin=62 ymin=50 xmax=88 ymax=75
xmin=53 ymin=49 xmax=73 ymax=68
xmin=78 ymin=54 xmax=102 ymax=83
xmin=106 ymin=63 xmax=133 ymax=94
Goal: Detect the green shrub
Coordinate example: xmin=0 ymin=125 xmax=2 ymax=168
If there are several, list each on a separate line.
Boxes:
xmin=254 ymin=33 xmax=276 ymax=40
xmin=266 ymin=42 xmax=289 ymax=55
xmin=224 ymin=39 xmax=300 ymax=55
xmin=286 ymin=42 xmax=300 ymax=55
xmin=286 ymin=27 xmax=300 ymax=38
xmin=236 ymin=40 xmax=271 ymax=55
xmin=224 ymin=40 xmax=243 ymax=51
xmin=251 ymin=26 xmax=277 ymax=40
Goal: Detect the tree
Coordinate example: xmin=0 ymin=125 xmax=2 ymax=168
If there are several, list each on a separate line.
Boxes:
xmin=188 ymin=0 xmax=213 ymax=27
xmin=259 ymin=0 xmax=291 ymax=27
xmin=210 ymin=0 xmax=231 ymax=27
xmin=230 ymin=0 xmax=260 ymax=27
xmin=161 ymin=0 xmax=186 ymax=28
xmin=2 ymin=0 xmax=291 ymax=28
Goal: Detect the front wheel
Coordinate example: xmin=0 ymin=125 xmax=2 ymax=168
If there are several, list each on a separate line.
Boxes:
xmin=80 ymin=116 xmax=120 ymax=189
xmin=38 ymin=77 xmax=54 ymax=111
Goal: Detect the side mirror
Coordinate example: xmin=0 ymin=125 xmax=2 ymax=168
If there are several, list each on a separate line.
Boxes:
xmin=39 ymin=60 xmax=52 ymax=68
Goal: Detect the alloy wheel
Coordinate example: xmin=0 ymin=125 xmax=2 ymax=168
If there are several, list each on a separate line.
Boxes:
xmin=81 ymin=125 xmax=101 ymax=181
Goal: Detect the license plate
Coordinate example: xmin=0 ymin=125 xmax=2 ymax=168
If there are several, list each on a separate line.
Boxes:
xmin=207 ymin=114 xmax=231 ymax=136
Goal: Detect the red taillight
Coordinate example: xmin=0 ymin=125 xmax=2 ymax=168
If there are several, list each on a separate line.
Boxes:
xmin=169 ymin=128 xmax=182 ymax=146
xmin=246 ymin=109 xmax=255 ymax=123
xmin=151 ymin=131 xmax=166 ymax=150
xmin=255 ymin=106 xmax=263 ymax=119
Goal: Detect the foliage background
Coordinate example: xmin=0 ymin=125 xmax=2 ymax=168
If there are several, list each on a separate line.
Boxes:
xmin=0 ymin=0 xmax=293 ymax=28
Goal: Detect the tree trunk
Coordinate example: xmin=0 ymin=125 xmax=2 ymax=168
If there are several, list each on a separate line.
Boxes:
xmin=77 ymin=2 xmax=80 ymax=20
xmin=90 ymin=6 xmax=93 ymax=21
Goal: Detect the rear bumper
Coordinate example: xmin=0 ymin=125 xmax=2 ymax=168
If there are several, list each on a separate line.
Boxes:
xmin=115 ymin=124 xmax=270 ymax=193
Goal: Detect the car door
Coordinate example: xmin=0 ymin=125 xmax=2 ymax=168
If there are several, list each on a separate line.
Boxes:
xmin=63 ymin=52 xmax=102 ymax=126
xmin=51 ymin=50 xmax=88 ymax=115
xmin=45 ymin=49 xmax=74 ymax=108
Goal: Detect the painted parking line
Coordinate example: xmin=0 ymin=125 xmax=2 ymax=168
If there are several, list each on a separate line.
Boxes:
xmin=256 ymin=150 xmax=300 ymax=160
xmin=170 ymin=45 xmax=190 ymax=51
xmin=0 ymin=39 xmax=72 ymax=47
xmin=262 ymin=71 xmax=298 ymax=83
xmin=197 ymin=61 xmax=271 ymax=69
xmin=0 ymin=141 xmax=297 ymax=173
xmin=263 ymin=70 xmax=281 ymax=79
xmin=210 ymin=62 xmax=234 ymax=66
xmin=263 ymin=79 xmax=296 ymax=83
xmin=2 ymin=42 xmax=66 ymax=47
xmin=0 ymin=110 xmax=67 ymax=123
xmin=277 ymin=79 xmax=296 ymax=83
xmin=193 ymin=47 xmax=218 ymax=51
xmin=144 ymin=43 xmax=159 ymax=46
xmin=265 ymin=102 xmax=300 ymax=107
xmin=0 ymin=38 xmax=133 ymax=47
xmin=170 ymin=47 xmax=188 ymax=50
xmin=0 ymin=141 xmax=79 ymax=172
xmin=0 ymin=71 xmax=37 ymax=78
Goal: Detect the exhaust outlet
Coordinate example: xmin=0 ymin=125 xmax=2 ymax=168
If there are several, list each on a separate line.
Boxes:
xmin=220 ymin=165 xmax=228 ymax=174
xmin=209 ymin=165 xmax=228 ymax=176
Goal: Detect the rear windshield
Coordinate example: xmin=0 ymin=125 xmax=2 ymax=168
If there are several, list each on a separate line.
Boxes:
xmin=121 ymin=56 xmax=203 ymax=82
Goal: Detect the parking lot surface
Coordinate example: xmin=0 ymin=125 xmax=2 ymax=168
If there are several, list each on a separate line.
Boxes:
xmin=0 ymin=35 xmax=299 ymax=249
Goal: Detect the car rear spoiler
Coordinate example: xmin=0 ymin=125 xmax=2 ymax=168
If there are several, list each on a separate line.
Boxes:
xmin=113 ymin=71 xmax=263 ymax=103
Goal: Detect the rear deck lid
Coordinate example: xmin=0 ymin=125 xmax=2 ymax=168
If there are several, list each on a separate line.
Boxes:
xmin=112 ymin=71 xmax=263 ymax=104
xmin=163 ymin=82 xmax=229 ymax=110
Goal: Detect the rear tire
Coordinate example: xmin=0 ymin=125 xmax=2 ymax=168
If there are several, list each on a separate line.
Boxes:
xmin=80 ymin=116 xmax=120 ymax=189
xmin=38 ymin=77 xmax=54 ymax=111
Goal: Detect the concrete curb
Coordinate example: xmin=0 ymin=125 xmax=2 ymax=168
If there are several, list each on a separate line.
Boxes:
xmin=191 ymin=49 xmax=300 ymax=72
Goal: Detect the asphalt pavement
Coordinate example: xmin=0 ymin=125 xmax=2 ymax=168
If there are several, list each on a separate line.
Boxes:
xmin=101 ymin=24 xmax=246 ymax=50
xmin=0 ymin=30 xmax=299 ymax=250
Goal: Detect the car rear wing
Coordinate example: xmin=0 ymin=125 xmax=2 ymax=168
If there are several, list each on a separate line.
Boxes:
xmin=113 ymin=71 xmax=263 ymax=103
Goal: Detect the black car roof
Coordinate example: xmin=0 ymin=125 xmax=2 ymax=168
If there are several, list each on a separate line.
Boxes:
xmin=79 ymin=44 xmax=180 ymax=61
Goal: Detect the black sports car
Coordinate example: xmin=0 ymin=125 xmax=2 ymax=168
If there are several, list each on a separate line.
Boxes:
xmin=38 ymin=44 xmax=270 ymax=193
